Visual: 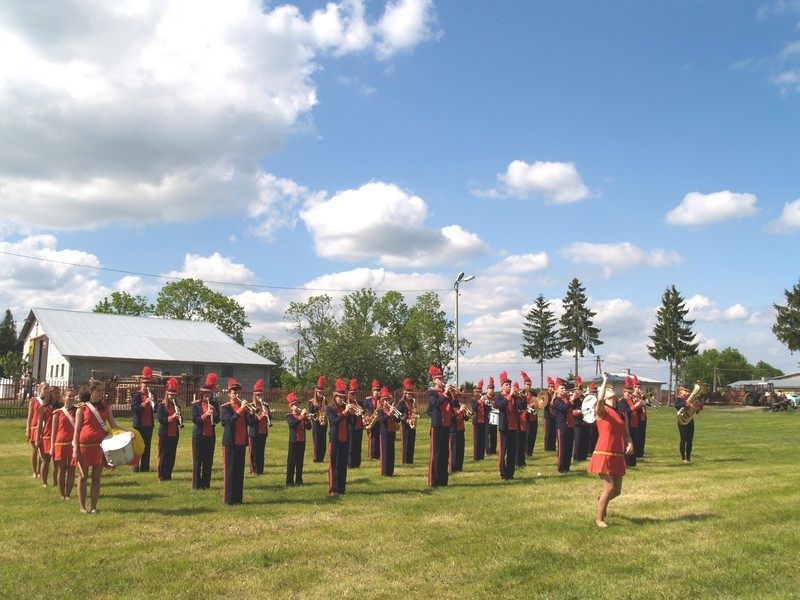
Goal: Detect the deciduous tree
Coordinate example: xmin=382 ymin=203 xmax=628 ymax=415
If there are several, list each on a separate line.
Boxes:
xmin=93 ymin=291 xmax=153 ymax=316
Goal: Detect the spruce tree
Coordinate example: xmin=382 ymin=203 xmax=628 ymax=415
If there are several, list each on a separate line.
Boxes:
xmin=521 ymin=294 xmax=563 ymax=388
xmin=772 ymin=278 xmax=800 ymax=354
xmin=647 ymin=284 xmax=699 ymax=396
xmin=559 ymin=278 xmax=602 ymax=378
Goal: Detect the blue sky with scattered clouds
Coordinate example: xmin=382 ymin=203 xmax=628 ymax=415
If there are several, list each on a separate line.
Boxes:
xmin=2 ymin=0 xmax=800 ymax=385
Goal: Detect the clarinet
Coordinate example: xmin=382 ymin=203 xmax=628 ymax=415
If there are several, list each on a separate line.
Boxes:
xmin=173 ymin=397 xmax=184 ymax=428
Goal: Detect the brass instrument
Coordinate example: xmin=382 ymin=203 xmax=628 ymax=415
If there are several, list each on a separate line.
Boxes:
xmin=313 ymin=396 xmax=327 ymax=427
xmin=385 ymin=400 xmax=402 ymax=420
xmin=173 ymin=398 xmax=184 ymax=428
xmin=460 ymin=403 xmax=474 ymax=420
xmin=346 ymin=400 xmax=365 ymax=416
xmin=677 ymin=383 xmax=706 ymax=425
xmin=536 ymin=390 xmax=549 ymax=410
xmin=444 ymin=383 xmax=459 ymax=398
xmin=408 ymin=407 xmax=418 ymax=429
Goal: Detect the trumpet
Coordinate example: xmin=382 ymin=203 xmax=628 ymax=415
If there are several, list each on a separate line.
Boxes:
xmin=444 ymin=383 xmax=459 ymax=398
xmin=460 ymin=404 xmax=474 ymax=420
xmin=346 ymin=400 xmax=365 ymax=416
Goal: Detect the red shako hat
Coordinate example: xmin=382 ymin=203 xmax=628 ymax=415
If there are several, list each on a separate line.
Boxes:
xmin=253 ymin=379 xmax=264 ymax=394
xmin=372 ymin=378 xmax=381 ymax=390
xmin=427 ymin=365 xmax=443 ymax=379
xmin=141 ymin=366 xmax=154 ymax=383
xmin=349 ymin=378 xmax=359 ymax=393
xmin=201 ymin=373 xmax=218 ymax=392
xmin=475 ymin=379 xmax=484 ymax=392
xmin=403 ymin=378 xmax=413 ymax=392
xmin=165 ymin=377 xmax=179 ymax=394
xmin=380 ymin=386 xmax=392 ymax=399
xmin=333 ymin=378 xmax=347 ymax=397
xmin=499 ymin=371 xmax=511 ymax=384
xmin=227 ymin=378 xmax=242 ymax=391
xmin=487 ymin=377 xmax=495 ymax=389
xmin=287 ymin=391 xmax=297 ymax=404
xmin=521 ymin=371 xmax=531 ymax=384
xmin=315 ymin=376 xmax=326 ymax=391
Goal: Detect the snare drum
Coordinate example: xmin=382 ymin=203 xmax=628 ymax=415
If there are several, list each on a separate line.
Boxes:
xmin=101 ymin=430 xmax=135 ymax=467
xmin=489 ymin=409 xmax=500 ymax=426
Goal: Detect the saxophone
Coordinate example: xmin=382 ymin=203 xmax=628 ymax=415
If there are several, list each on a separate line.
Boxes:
xmin=677 ymin=382 xmax=706 ymax=425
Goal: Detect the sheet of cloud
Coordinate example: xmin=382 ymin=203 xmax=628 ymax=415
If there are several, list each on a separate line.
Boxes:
xmin=0 ymin=235 xmax=108 ymax=312
xmin=559 ymin=242 xmax=681 ymax=277
xmin=764 ymin=198 xmax=800 ymax=234
xmin=0 ymin=0 xmax=436 ymax=233
xmin=163 ymin=252 xmax=256 ymax=292
xmin=493 ymin=253 xmax=550 ymax=274
xmin=665 ymin=191 xmax=760 ymax=226
xmin=300 ymin=181 xmax=489 ymax=267
xmin=475 ymin=160 xmax=590 ymax=203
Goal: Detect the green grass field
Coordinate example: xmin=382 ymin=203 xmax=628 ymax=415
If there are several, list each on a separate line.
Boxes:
xmin=1 ymin=407 xmax=799 ymax=599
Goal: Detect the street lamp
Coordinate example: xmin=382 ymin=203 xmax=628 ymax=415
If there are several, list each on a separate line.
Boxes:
xmin=453 ymin=271 xmax=475 ymax=388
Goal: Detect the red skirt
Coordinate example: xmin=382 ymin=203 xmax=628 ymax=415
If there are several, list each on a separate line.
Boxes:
xmin=587 ymin=450 xmax=626 ymax=476
xmin=53 ymin=442 xmax=74 ymax=462
xmin=79 ymin=442 xmax=105 ymax=467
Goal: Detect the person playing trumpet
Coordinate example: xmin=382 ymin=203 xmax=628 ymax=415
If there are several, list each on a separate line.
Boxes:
xmin=246 ymin=379 xmax=272 ymax=476
xmin=485 ymin=377 xmax=499 ymax=455
xmin=220 ymin=378 xmax=248 ymax=505
xmin=617 ymin=377 xmax=639 ymax=468
xmin=513 ymin=381 xmax=527 ymax=468
xmin=308 ymin=375 xmax=328 ymax=463
xmin=156 ymin=378 xmax=182 ymax=482
xmin=521 ymin=372 xmax=538 ymax=459
xmin=494 ymin=372 xmax=523 ymax=481
xmin=191 ymin=373 xmax=220 ymax=490
xmin=377 ymin=387 xmax=398 ymax=477
xmin=326 ymin=378 xmax=351 ymax=496
xmin=470 ymin=379 xmax=487 ymax=461
xmin=366 ymin=379 xmax=382 ymax=460
xmin=587 ymin=372 xmax=634 ymax=528
xmin=346 ymin=378 xmax=364 ymax=468
xmin=286 ymin=391 xmax=312 ymax=486
xmin=426 ymin=365 xmax=452 ymax=488
xmin=449 ymin=390 xmax=467 ymax=473
xmin=397 ymin=378 xmax=417 ymax=465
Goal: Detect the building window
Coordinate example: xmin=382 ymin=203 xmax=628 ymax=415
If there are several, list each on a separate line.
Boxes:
xmin=60 ymin=364 xmax=65 ymax=378
xmin=192 ymin=364 xmax=205 ymax=376
xmin=221 ymin=365 xmax=233 ymax=378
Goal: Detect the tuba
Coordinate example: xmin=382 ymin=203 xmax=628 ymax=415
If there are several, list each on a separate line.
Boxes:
xmin=677 ymin=383 xmax=706 ymax=426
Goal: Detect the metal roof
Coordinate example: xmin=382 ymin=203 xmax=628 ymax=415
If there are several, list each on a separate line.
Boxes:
xmin=25 ymin=308 xmax=274 ymax=366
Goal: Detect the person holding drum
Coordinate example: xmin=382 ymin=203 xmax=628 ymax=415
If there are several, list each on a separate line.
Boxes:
xmin=587 ymin=373 xmax=634 ymax=528
xmin=51 ymin=388 xmax=77 ymax=500
xmin=156 ymin=377 xmax=182 ymax=482
xmin=73 ymin=381 xmax=119 ymax=514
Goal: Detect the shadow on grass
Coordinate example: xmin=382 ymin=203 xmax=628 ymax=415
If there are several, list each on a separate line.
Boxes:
xmin=114 ymin=506 xmax=211 ymax=516
xmin=618 ymin=512 xmax=716 ymax=525
xmin=109 ymin=492 xmax=167 ymax=502
xmin=102 ymin=479 xmax=141 ymax=487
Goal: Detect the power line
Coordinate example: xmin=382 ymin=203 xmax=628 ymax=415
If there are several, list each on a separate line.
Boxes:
xmin=0 ymin=249 xmax=449 ymax=294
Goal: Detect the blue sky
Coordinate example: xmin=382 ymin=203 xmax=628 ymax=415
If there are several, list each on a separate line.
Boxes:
xmin=2 ymin=0 xmax=799 ymax=386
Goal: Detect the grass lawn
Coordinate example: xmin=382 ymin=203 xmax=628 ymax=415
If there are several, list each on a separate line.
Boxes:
xmin=1 ymin=406 xmax=798 ymax=599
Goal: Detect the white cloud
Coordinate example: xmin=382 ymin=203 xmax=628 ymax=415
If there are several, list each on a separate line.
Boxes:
xmin=474 ymin=160 xmax=591 ymax=204
xmin=494 ymin=253 xmax=549 ymax=274
xmin=0 ymin=0 xmax=435 ymax=234
xmin=685 ymin=294 xmax=721 ymax=322
xmin=300 ymin=181 xmax=489 ymax=267
xmin=163 ymin=252 xmax=256 ymax=292
xmin=559 ymin=242 xmax=681 ymax=277
xmin=665 ymin=191 xmax=760 ymax=226
xmin=765 ymin=198 xmax=800 ymax=234
xmin=723 ymin=304 xmax=749 ymax=320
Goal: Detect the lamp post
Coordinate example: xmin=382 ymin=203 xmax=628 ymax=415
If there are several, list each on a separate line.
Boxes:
xmin=453 ymin=271 xmax=475 ymax=388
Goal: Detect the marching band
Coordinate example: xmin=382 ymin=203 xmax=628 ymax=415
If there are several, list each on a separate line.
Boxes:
xmin=24 ymin=364 xmax=693 ymax=529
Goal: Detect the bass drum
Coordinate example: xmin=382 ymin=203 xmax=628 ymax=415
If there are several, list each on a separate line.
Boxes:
xmin=581 ymin=394 xmax=598 ymax=424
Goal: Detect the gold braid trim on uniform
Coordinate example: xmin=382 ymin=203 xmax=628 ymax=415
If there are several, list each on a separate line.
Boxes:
xmin=592 ymin=450 xmax=624 ymax=458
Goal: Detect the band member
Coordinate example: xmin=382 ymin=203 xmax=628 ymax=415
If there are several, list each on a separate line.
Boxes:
xmin=346 ymin=378 xmax=364 ymax=468
xmin=470 ymin=379 xmax=487 ymax=461
xmin=586 ymin=382 xmax=600 ymax=454
xmin=286 ymin=391 xmax=312 ymax=486
xmin=618 ymin=377 xmax=638 ymax=468
xmin=191 ymin=373 xmax=220 ymax=490
xmin=543 ymin=377 xmax=557 ymax=452
xmin=73 ymin=381 xmax=119 ymax=514
xmin=246 ymin=379 xmax=272 ymax=476
xmin=571 ymin=376 xmax=591 ymax=462
xmin=632 ymin=375 xmax=647 ymax=458
xmin=366 ymin=379 xmax=382 ymax=460
xmin=553 ymin=378 xmax=578 ymax=474
xmin=35 ymin=385 xmax=61 ymax=488
xmin=131 ymin=366 xmax=156 ymax=473
xmin=26 ymin=381 xmax=48 ymax=478
xmin=426 ymin=365 xmax=452 ymax=487
xmin=513 ymin=382 xmax=527 ymax=468
xmin=220 ymin=379 xmax=247 ymax=505
xmin=51 ymin=388 xmax=77 ymax=500
xmin=156 ymin=377 xmax=181 ymax=482
xmin=588 ymin=372 xmax=634 ymax=528
xmin=376 ymin=386 xmax=398 ymax=477
xmin=674 ymin=385 xmax=696 ymax=463
xmin=308 ymin=376 xmax=328 ymax=463
xmin=494 ymin=372 xmax=522 ymax=481
xmin=450 ymin=393 xmax=467 ymax=473
xmin=521 ymin=372 xmax=538 ymax=458
xmin=485 ymin=377 xmax=498 ymax=455
xmin=397 ymin=378 xmax=417 ymax=465
xmin=327 ymin=379 xmax=350 ymax=496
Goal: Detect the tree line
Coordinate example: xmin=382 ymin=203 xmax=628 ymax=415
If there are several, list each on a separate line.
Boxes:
xmin=2 ymin=277 xmax=799 ymax=394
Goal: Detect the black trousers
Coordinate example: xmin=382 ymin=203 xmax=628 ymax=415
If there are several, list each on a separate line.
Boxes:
xmin=248 ymin=434 xmax=266 ymax=475
xmin=543 ymin=415 xmax=557 ymax=451
xmin=486 ymin=423 xmax=498 ymax=455
xmin=312 ymin=422 xmax=327 ymax=462
xmin=678 ymin=420 xmax=694 ymax=460
xmin=401 ymin=424 xmax=416 ymax=464
xmin=429 ymin=427 xmax=450 ymax=487
xmin=134 ymin=426 xmax=153 ymax=472
xmin=526 ymin=420 xmax=538 ymax=456
xmin=286 ymin=441 xmax=306 ymax=485
xmin=472 ymin=423 xmax=486 ymax=460
xmin=157 ymin=434 xmax=178 ymax=481
xmin=449 ymin=430 xmax=465 ymax=472
xmin=192 ymin=435 xmax=215 ymax=489
xmin=222 ymin=444 xmax=245 ymax=505
xmin=328 ymin=440 xmax=348 ymax=494
xmin=556 ymin=426 xmax=574 ymax=473
xmin=348 ymin=428 xmax=363 ymax=468
xmin=636 ymin=420 xmax=647 ymax=457
xmin=625 ymin=427 xmax=638 ymax=467
xmin=380 ymin=430 xmax=396 ymax=476
xmin=498 ymin=429 xmax=518 ymax=480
